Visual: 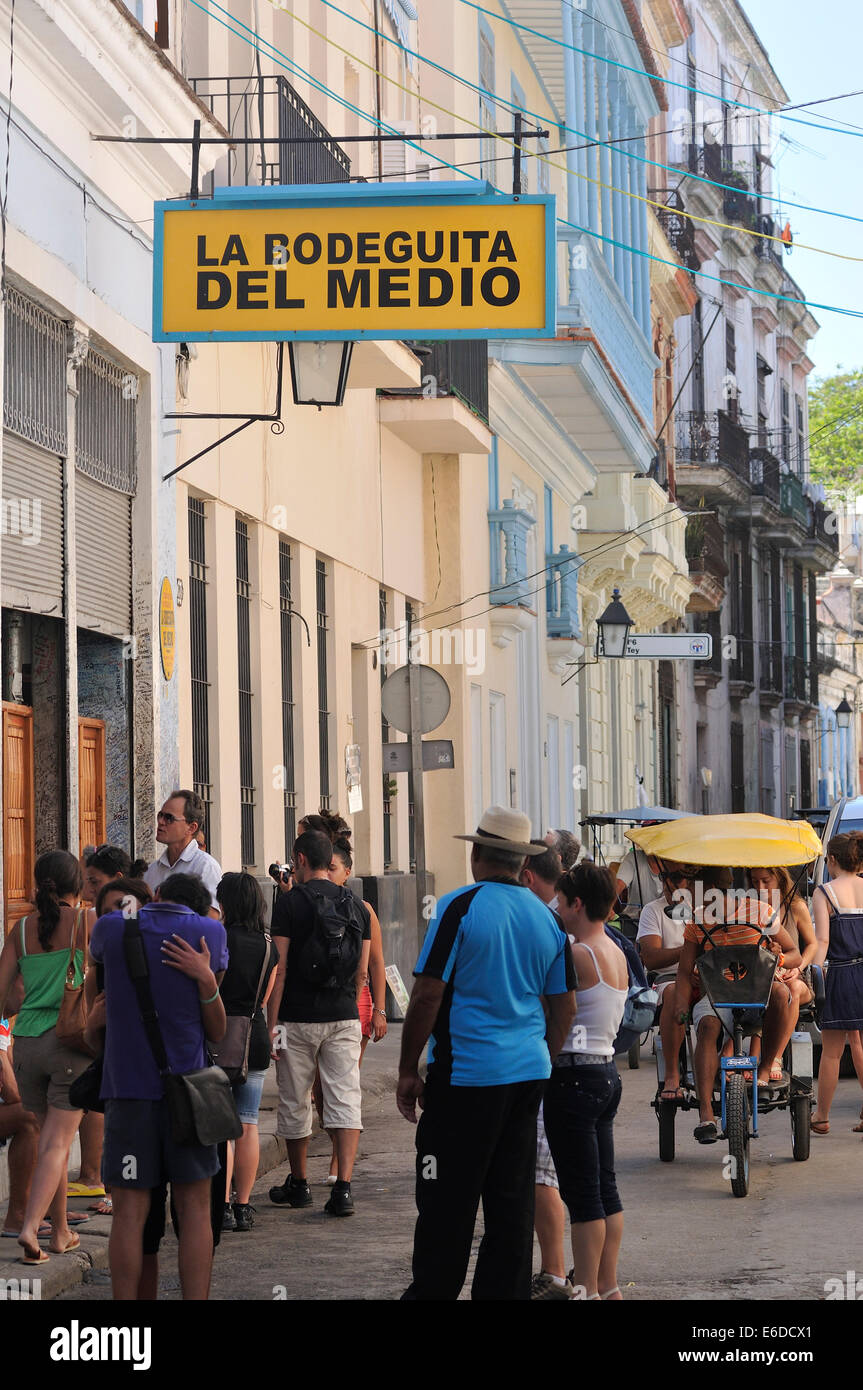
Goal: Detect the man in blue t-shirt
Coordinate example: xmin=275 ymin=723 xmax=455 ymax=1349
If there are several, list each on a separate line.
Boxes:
xmin=397 ymin=806 xmax=577 ymax=1301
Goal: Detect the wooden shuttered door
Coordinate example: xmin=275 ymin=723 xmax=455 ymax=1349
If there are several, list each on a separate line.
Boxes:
xmin=78 ymin=717 xmax=106 ymax=850
xmin=2 ymin=703 xmax=35 ymax=932
xmin=74 ymin=472 xmax=132 ymax=636
xmin=1 ymin=433 xmax=64 ymax=616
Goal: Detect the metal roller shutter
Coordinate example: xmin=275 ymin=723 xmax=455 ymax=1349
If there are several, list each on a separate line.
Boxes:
xmin=74 ymin=471 xmax=132 ymax=637
xmin=1 ymin=432 xmax=64 ymax=615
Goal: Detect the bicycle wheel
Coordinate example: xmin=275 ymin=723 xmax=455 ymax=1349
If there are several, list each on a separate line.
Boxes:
xmin=658 ymin=1099 xmax=676 ymax=1162
xmin=790 ymin=1094 xmax=812 ymax=1162
xmin=725 ymin=1072 xmax=750 ymax=1197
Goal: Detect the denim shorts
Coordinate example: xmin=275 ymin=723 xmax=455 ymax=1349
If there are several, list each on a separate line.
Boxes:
xmin=232 ymin=1068 xmax=268 ymax=1125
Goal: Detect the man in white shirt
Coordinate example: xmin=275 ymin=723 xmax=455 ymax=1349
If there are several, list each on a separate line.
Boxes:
xmin=144 ymin=789 xmax=223 ymax=917
xmin=616 ymin=846 xmax=664 ymax=934
xmin=636 ymin=863 xmax=694 ymax=1101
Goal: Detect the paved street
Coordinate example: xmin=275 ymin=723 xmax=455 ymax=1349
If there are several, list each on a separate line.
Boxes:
xmin=48 ymin=1026 xmax=863 ymax=1303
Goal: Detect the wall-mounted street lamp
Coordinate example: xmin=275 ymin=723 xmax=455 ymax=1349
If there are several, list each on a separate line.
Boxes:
xmin=836 ymin=695 xmax=853 ymax=730
xmin=288 ymin=341 xmax=354 ymax=409
xmin=596 ymin=587 xmax=634 ymax=658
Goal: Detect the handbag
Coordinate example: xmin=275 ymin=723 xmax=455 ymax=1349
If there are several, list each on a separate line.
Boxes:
xmin=210 ymin=934 xmax=272 ymax=1084
xmin=55 ymin=910 xmax=98 ymax=1058
xmin=68 ymin=1055 xmax=105 ymax=1113
xmin=122 ymin=916 xmax=242 ymax=1147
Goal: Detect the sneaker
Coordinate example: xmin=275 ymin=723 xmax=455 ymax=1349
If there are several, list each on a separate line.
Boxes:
xmin=531 ymin=1271 xmax=574 ymax=1301
xmin=222 ymin=1203 xmax=236 ymax=1232
xmin=232 ymin=1202 xmax=256 ymax=1232
xmin=269 ymin=1176 xmax=313 ymax=1208
xmin=324 ymin=1183 xmax=355 ymax=1217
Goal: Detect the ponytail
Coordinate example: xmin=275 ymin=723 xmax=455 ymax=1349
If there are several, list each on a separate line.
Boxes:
xmin=33 ymin=850 xmax=83 ymax=951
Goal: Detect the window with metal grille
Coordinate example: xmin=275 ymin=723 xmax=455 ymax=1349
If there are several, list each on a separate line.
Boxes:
xmin=3 ymin=285 xmax=67 ymax=453
xmin=316 ymin=559 xmax=331 ymax=812
xmin=795 ymin=395 xmax=805 ymax=476
xmin=188 ymin=498 xmax=212 ymax=822
xmin=236 ymin=518 xmax=255 ymax=866
xmin=730 ymin=722 xmax=745 ymax=812
xmin=406 ymin=600 xmax=416 ymax=871
xmin=380 ymin=587 xmax=392 ymax=870
xmin=760 ymin=728 xmax=775 ymax=814
xmin=76 ymin=347 xmax=137 ymax=495
xmin=478 ymin=23 xmax=496 ymax=180
xmin=658 ymin=662 xmax=676 ymax=809
xmin=279 ymin=539 xmax=297 ymax=858
xmin=781 ymin=383 xmax=791 ymax=465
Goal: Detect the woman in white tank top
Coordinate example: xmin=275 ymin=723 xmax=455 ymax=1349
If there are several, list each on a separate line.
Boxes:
xmin=542 ymin=863 xmax=629 ymax=1302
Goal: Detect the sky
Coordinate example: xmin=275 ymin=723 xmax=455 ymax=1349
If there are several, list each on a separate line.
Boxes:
xmin=738 ymin=0 xmax=863 ymax=381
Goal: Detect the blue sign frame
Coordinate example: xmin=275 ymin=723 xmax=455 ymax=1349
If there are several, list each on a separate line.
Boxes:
xmin=152 ymin=180 xmax=557 ymax=343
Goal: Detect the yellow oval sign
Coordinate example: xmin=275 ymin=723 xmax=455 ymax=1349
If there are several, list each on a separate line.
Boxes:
xmin=159 ymin=578 xmax=175 ymax=681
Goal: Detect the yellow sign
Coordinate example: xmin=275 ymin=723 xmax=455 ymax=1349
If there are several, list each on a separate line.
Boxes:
xmin=155 ymin=196 xmax=554 ymax=340
xmin=159 ymin=578 xmax=175 ymax=682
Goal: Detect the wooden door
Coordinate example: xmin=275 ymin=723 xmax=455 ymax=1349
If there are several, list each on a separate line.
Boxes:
xmin=78 ymin=718 xmax=106 ymax=851
xmin=3 ymin=703 xmax=35 ymax=934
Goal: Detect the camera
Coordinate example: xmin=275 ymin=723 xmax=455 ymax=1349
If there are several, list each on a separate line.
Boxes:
xmin=268 ymin=861 xmax=293 ymax=886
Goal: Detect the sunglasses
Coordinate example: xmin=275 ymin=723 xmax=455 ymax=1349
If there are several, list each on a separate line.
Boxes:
xmin=157 ymin=811 xmax=187 ymax=824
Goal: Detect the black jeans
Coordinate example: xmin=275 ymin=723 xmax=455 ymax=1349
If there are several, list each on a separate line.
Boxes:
xmin=543 ymin=1061 xmax=622 ymax=1224
xmin=402 ymin=1074 xmax=545 ymax=1301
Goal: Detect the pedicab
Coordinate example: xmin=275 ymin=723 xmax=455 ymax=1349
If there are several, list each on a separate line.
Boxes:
xmin=626 ymin=813 xmax=824 ymax=1197
xmin=581 ymin=805 xmax=689 ymax=1068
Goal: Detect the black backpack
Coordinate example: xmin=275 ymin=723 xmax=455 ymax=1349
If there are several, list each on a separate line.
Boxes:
xmin=293 ymin=882 xmax=365 ymax=990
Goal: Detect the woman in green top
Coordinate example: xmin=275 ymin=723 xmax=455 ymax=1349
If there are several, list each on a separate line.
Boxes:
xmin=0 ymin=850 xmax=95 ymax=1263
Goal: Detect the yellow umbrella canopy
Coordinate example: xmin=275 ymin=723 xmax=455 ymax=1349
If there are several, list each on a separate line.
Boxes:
xmin=626 ymin=812 xmax=822 ymax=868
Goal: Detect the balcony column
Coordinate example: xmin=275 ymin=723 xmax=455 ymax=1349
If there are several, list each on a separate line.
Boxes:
xmin=609 ymin=70 xmax=626 ymax=291
xmin=583 ymin=1 xmax=599 ymax=231
xmin=562 ymin=0 xmax=583 ymax=225
xmin=572 ymin=3 xmax=589 ymax=224
xmin=488 ymin=499 xmax=536 ymax=605
xmin=621 ymin=102 xmax=636 ymax=312
xmin=596 ymin=29 xmax=614 ymax=270
xmin=634 ymin=130 xmax=651 ymax=336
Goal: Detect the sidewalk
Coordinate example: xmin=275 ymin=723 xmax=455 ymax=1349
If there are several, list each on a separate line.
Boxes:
xmin=0 ymin=1026 xmax=401 ymax=1300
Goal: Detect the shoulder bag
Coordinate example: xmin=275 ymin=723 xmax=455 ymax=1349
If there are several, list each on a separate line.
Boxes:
xmin=122 ymin=915 xmax=242 ymax=1147
xmin=55 ymin=909 xmax=98 ymax=1057
xmin=209 ymin=933 xmax=272 ymax=1084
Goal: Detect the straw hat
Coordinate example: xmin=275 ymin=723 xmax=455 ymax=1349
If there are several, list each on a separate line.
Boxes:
xmin=454 ymin=806 xmax=547 ymax=856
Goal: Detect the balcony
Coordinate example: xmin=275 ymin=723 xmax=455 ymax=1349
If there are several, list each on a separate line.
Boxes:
xmin=685 ymin=512 xmax=728 ymax=612
xmin=754 ymin=216 xmax=785 ymax=271
xmin=784 ymin=653 xmax=810 ymax=707
xmin=722 ymin=170 xmax=757 ymax=230
xmin=749 ymin=447 xmax=781 ymax=506
xmin=675 ymin=410 xmax=751 ymax=504
xmin=487 ymin=500 xmax=536 ymax=649
xmin=780 ymin=470 xmax=810 ymax=531
xmin=651 ymin=188 xmax=699 ymax=269
xmin=188 ymin=74 xmax=351 ymax=190
xmin=693 ymin=610 xmax=723 ymax=685
xmin=399 ymin=340 xmax=489 ymax=425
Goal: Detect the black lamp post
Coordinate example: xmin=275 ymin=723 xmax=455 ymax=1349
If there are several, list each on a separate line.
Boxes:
xmin=836 ymin=695 xmax=853 ymax=730
xmin=596 ymin=587 xmax=634 ymax=658
xmin=288 ymin=341 xmax=354 ymax=408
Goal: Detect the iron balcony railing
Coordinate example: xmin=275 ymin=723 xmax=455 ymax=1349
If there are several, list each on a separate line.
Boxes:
xmin=688 ymin=141 xmax=723 ymax=184
xmin=188 ymin=74 xmax=351 ymax=190
xmin=675 ymin=409 xmax=750 ymax=483
xmin=812 ymin=502 xmax=840 ymax=554
xmin=749 ymin=447 xmax=781 ymax=505
xmin=780 ymin=470 xmax=809 ymax=529
xmin=758 ymin=638 xmax=784 ymax=696
xmin=650 ymin=188 xmax=699 ymax=269
xmin=722 ymin=169 xmax=756 ymax=229
xmin=784 ymin=653 xmax=809 ymax=703
xmin=685 ymin=512 xmax=728 ymax=581
xmin=399 ymin=339 xmax=489 ymax=424
xmin=754 ymin=215 xmax=785 ymax=269
xmin=692 ymin=611 xmax=723 ymax=676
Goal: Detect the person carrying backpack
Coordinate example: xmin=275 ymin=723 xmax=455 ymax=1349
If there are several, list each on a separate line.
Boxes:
xmin=267 ymin=830 xmax=371 ymax=1217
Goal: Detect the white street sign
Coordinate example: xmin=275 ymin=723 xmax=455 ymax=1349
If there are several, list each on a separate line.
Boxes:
xmin=619 ymin=633 xmax=713 ymax=659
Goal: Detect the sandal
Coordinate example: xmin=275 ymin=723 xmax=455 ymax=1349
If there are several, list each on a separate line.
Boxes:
xmin=49 ymin=1234 xmax=80 ymax=1255
xmin=810 ymin=1118 xmax=830 ymax=1134
xmin=2 ymin=1221 xmax=51 ymax=1239
xmin=89 ymin=1197 xmax=112 ymax=1215
xmin=659 ymin=1086 xmax=683 ymax=1102
xmin=19 ymin=1245 xmax=50 ymax=1265
xmin=694 ymin=1120 xmax=719 ymax=1144
xmin=769 ymin=1058 xmax=784 ymax=1083
xmin=65 ymin=1183 xmax=105 ymax=1198
xmin=853 ymin=1108 xmax=863 ymax=1134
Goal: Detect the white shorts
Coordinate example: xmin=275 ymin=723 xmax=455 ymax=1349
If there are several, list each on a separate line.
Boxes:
xmin=535 ymin=1102 xmax=558 ymax=1189
xmin=692 ymin=995 xmax=736 ymax=1035
xmin=275 ymin=1019 xmax=363 ymax=1138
